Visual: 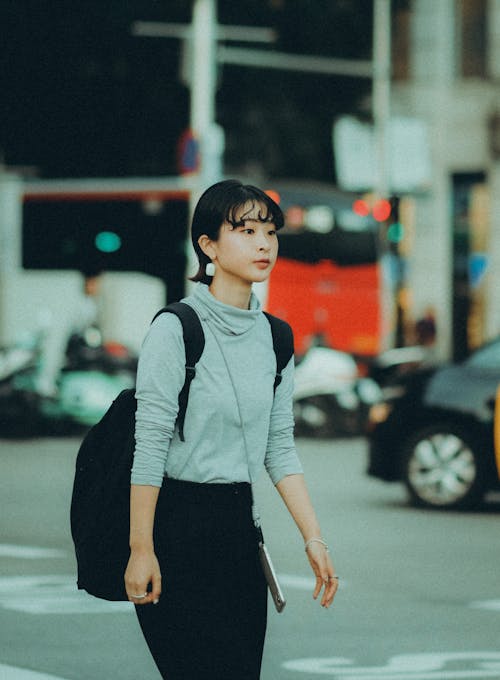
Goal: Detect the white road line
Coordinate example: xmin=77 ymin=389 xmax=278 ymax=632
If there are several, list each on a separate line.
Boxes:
xmin=282 ymin=652 xmax=500 ymax=678
xmin=0 ymin=571 xmax=342 ymax=615
xmin=469 ymin=599 xmax=500 ymax=611
xmin=0 ymin=576 xmax=132 ymax=614
xmin=0 ymin=545 xmax=66 ymax=559
xmin=0 ymin=664 xmax=70 ymax=680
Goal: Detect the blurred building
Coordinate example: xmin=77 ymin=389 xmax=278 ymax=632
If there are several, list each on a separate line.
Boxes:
xmin=391 ymin=0 xmax=500 ymax=361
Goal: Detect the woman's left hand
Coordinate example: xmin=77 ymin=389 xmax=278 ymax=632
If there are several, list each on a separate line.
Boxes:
xmin=305 ymin=541 xmax=339 ymax=608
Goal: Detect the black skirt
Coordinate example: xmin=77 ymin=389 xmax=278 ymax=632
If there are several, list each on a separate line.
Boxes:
xmin=135 ymin=478 xmax=268 ymax=680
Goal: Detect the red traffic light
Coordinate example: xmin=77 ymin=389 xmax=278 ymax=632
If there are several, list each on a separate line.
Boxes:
xmin=372 ymin=199 xmax=391 ymax=222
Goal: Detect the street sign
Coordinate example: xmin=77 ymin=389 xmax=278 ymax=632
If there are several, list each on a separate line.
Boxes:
xmin=333 ymin=116 xmax=432 ymax=193
xmin=177 ymin=128 xmax=200 ymax=175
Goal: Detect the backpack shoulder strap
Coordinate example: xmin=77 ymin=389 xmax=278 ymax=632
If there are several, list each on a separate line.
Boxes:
xmin=263 ymin=312 xmax=294 ymax=393
xmin=152 ymin=302 xmax=205 ymax=441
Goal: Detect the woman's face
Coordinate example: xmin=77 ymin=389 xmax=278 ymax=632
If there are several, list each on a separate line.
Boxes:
xmin=204 ymin=201 xmax=279 ymax=287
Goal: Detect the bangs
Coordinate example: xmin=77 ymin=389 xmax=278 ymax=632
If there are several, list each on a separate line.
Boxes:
xmin=224 ymin=191 xmax=284 ymax=230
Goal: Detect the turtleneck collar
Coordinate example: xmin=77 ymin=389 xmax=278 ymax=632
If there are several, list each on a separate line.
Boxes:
xmin=190 ymin=283 xmax=261 ymax=336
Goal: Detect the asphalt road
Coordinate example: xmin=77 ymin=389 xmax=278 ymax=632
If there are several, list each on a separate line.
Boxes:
xmin=1 ymin=435 xmax=500 ymax=680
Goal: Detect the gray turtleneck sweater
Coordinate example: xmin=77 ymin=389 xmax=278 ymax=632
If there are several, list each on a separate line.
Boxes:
xmin=131 ymin=283 xmax=303 ymax=487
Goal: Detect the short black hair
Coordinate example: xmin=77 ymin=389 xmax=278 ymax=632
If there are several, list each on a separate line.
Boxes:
xmin=190 ymin=179 xmax=284 ymax=284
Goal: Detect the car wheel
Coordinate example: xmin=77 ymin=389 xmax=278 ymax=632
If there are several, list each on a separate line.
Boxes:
xmin=402 ymin=423 xmax=487 ymax=510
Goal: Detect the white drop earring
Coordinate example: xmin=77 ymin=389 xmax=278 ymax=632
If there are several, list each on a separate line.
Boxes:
xmin=205 ymin=261 xmax=215 ymax=277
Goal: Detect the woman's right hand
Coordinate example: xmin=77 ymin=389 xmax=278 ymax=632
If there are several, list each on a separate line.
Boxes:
xmin=124 ymin=548 xmax=162 ymax=605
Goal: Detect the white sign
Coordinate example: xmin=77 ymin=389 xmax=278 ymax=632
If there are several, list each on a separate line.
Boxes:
xmin=333 ymin=116 xmax=432 ymax=193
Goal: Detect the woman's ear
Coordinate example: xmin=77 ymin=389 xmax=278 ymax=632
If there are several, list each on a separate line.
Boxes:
xmin=198 ymin=235 xmax=216 ymax=261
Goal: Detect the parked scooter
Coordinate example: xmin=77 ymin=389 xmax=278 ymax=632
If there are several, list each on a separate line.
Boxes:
xmin=0 ymin=326 xmax=137 ymax=436
xmin=293 ymin=343 xmax=382 ymax=438
xmin=40 ymin=325 xmax=137 ymax=429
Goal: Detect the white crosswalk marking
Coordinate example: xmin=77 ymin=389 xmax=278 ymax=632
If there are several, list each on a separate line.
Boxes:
xmin=0 ymin=575 xmax=132 ymax=614
xmin=0 ymin=545 xmax=66 ymax=559
xmin=469 ymin=599 xmax=500 ymax=611
xmin=283 ymin=652 xmax=500 ymax=678
xmin=0 ymin=664 xmax=70 ymax=679
xmin=0 ymin=570 xmax=337 ymax=615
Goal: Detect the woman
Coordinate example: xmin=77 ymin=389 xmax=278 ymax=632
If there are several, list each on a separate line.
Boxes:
xmin=125 ymin=179 xmax=338 ymax=679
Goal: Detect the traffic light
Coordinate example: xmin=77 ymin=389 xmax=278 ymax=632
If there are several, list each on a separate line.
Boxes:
xmin=372 ymin=199 xmax=391 ymax=222
xmin=385 ymin=196 xmax=405 ymax=245
xmin=352 ymin=195 xmax=391 ymax=222
xmin=387 ymin=221 xmax=405 ymax=243
xmin=352 ymin=194 xmax=406 ymax=247
xmin=94 ymin=231 xmax=122 ymax=254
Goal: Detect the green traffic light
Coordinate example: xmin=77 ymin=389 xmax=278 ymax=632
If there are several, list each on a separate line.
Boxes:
xmin=387 ymin=222 xmax=404 ymax=243
xmin=95 ymin=231 xmax=122 ymax=253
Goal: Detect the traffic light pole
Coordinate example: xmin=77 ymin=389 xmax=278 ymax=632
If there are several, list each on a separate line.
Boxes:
xmin=372 ymin=0 xmax=391 ymax=200
xmin=184 ymin=0 xmax=219 ymax=291
xmin=190 ymin=0 xmax=218 ymax=184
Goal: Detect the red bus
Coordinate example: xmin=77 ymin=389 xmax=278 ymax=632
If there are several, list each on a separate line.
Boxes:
xmin=263 ymin=182 xmax=393 ymax=358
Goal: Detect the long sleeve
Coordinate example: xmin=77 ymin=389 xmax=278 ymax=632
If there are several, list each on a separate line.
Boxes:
xmin=264 ymin=356 xmax=303 ymax=485
xmin=131 ymin=314 xmax=186 ymax=486
xmin=131 ymin=285 xmax=303 ymax=487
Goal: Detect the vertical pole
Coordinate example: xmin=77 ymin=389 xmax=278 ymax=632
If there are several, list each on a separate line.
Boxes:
xmin=184 ymin=0 xmax=221 ymax=294
xmin=372 ymin=0 xmax=391 ymax=199
xmin=372 ymin=0 xmax=394 ymax=348
xmin=190 ymin=0 xmax=218 ymax=184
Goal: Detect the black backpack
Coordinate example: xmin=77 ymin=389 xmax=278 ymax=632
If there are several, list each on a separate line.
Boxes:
xmin=70 ymin=302 xmax=294 ymax=601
